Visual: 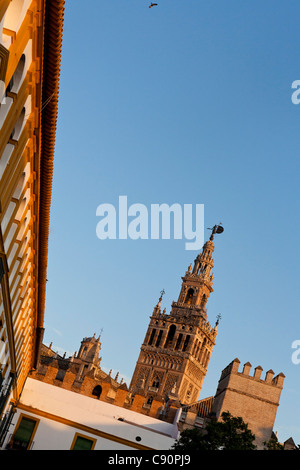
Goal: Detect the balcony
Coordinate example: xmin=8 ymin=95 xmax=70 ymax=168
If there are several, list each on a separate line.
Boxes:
xmin=0 ymin=372 xmax=14 ymax=416
xmin=6 ymin=434 xmax=35 ymax=450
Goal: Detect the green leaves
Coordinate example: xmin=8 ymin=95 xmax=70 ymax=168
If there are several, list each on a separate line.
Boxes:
xmin=172 ymin=411 xmax=257 ymax=451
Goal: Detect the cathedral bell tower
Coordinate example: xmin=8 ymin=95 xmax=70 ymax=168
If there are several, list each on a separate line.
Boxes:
xmin=129 ymin=224 xmax=223 ymax=406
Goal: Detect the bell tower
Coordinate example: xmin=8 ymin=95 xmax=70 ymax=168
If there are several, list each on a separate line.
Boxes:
xmin=129 ymin=224 xmax=224 ymax=406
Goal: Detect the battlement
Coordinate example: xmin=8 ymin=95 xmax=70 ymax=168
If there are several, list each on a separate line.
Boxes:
xmin=220 ymin=358 xmax=285 ymax=388
xmin=212 ymin=358 xmax=285 ymax=449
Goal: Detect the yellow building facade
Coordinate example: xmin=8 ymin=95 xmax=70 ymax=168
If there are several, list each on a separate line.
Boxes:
xmin=0 ymin=0 xmax=64 ymax=436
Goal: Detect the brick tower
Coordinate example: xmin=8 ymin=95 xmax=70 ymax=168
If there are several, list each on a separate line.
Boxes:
xmin=129 ymin=225 xmax=224 ymax=407
xmin=73 ymin=334 xmax=102 ymax=381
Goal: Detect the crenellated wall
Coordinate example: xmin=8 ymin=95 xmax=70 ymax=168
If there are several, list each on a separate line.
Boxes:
xmin=211 ymin=358 xmax=285 ymax=449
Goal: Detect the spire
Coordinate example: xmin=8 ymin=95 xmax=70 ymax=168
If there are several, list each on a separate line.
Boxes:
xmin=175 ymin=223 xmax=224 ymax=312
xmin=192 ymin=239 xmax=214 ymax=277
xmin=212 ymin=314 xmax=221 ymax=335
xmin=159 ymin=289 xmax=165 ymax=303
xmin=192 ymin=223 xmax=223 ymax=278
xmin=152 ymin=289 xmax=165 ymax=316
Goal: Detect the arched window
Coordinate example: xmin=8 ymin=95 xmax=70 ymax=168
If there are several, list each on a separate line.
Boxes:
xmin=200 ymin=294 xmax=207 ymax=308
xmin=148 ymin=328 xmax=156 ymax=346
xmin=146 ymin=396 xmax=153 ymax=405
xmin=11 ymin=106 xmax=25 ymax=140
xmin=55 ymin=369 xmax=65 ymax=382
xmin=184 ymin=288 xmax=194 ymax=305
xmin=175 ymin=333 xmax=183 ymax=350
xmin=164 ymin=324 xmax=176 ymax=348
xmin=81 ymin=346 xmax=88 ymax=359
xmin=182 ymin=335 xmax=190 ymax=352
xmin=199 ymin=338 xmax=207 ymax=364
xmin=12 ymin=169 xmax=27 ymax=200
xmin=204 ymin=351 xmax=211 ymax=368
xmin=155 ymin=330 xmax=163 ymax=347
xmin=92 ymin=385 xmax=102 ymax=399
xmin=7 ymin=54 xmax=25 ymax=94
xmin=152 ymin=377 xmax=159 ymax=388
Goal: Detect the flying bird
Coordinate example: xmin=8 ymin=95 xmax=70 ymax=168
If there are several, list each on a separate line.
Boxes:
xmin=149 ymin=3 xmax=158 ymax=7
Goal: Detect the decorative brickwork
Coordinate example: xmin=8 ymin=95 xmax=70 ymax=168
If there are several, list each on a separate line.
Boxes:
xmin=129 ymin=228 xmax=223 ymax=407
xmin=29 ymin=340 xmax=174 ymax=422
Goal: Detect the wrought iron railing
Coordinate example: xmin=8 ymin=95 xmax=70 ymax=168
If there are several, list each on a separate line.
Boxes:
xmin=5 ymin=432 xmax=35 ymax=450
xmin=0 ymin=372 xmax=14 ymax=416
xmin=0 ymin=404 xmax=15 ymax=448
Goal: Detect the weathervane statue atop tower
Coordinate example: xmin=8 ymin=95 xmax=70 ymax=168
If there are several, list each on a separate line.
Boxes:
xmin=208 ymin=223 xmax=224 ymax=241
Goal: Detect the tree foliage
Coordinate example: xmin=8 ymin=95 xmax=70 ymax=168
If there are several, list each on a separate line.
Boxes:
xmin=263 ymin=438 xmax=284 ymax=450
xmin=172 ymin=411 xmax=257 ymax=450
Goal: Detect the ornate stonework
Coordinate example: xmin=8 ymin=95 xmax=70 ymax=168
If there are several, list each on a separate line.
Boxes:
xmin=129 ymin=227 xmax=223 ymax=407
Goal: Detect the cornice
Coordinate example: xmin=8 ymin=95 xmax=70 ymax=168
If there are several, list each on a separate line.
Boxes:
xmin=33 ymin=0 xmax=65 ymax=368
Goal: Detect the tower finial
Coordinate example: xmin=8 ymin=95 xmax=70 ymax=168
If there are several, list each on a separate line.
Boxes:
xmin=159 ymin=289 xmax=165 ymax=301
xmin=154 ymin=289 xmax=165 ymax=313
xmin=208 ymin=223 xmax=224 ymax=241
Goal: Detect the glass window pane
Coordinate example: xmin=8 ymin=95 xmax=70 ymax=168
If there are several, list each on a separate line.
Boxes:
xmin=73 ymin=436 xmax=94 ymax=450
xmin=14 ymin=417 xmax=36 ymax=444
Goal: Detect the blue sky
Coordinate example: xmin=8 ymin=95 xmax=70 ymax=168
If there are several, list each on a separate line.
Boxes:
xmin=43 ymin=0 xmax=300 ymax=445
